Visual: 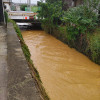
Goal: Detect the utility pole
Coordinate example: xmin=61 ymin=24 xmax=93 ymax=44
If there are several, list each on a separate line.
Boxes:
xmin=28 ymin=0 xmax=31 ymax=11
xmin=27 ymin=0 xmax=31 ymax=11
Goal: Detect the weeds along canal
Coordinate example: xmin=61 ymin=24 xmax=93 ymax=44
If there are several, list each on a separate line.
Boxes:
xmin=18 ymin=23 xmax=100 ymax=100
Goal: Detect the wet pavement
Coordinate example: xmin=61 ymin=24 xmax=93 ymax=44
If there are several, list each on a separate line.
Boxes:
xmin=0 ymin=25 xmax=7 ymax=100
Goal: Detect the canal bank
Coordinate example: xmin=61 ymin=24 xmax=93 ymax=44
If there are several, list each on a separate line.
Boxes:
xmin=42 ymin=26 xmax=100 ymax=65
xmin=7 ymin=23 xmax=42 ymax=100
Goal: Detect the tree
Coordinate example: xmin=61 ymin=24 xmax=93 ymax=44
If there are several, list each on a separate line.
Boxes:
xmin=38 ymin=0 xmax=63 ymax=33
xmin=20 ymin=4 xmax=27 ymax=11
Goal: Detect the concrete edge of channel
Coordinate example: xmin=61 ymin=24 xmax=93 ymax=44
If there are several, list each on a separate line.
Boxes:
xmin=7 ymin=22 xmax=42 ymax=100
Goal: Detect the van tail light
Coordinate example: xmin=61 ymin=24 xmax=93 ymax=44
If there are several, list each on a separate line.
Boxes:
xmin=29 ymin=16 xmax=34 ymax=19
xmin=25 ymin=17 xmax=27 ymax=19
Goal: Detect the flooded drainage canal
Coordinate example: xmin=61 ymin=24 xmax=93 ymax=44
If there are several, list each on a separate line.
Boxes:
xmin=22 ymin=30 xmax=100 ymax=100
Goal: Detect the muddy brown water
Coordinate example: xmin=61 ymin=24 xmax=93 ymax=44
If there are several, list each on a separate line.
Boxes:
xmin=22 ymin=30 xmax=100 ymax=100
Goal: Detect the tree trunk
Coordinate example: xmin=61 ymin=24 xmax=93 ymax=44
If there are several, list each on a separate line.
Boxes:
xmin=98 ymin=10 xmax=100 ymax=25
xmin=62 ymin=0 xmax=73 ymax=11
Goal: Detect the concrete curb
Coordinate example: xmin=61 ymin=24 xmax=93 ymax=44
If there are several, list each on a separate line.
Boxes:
xmin=7 ymin=23 xmax=42 ymax=100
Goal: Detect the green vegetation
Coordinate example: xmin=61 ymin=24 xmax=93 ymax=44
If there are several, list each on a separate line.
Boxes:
xmin=8 ymin=19 xmax=49 ymax=100
xmin=38 ymin=0 xmax=100 ymax=64
xmin=38 ymin=0 xmax=63 ymax=34
xmin=63 ymin=6 xmax=98 ymax=40
xmin=4 ymin=11 xmax=8 ymax=26
xmin=88 ymin=28 xmax=100 ymax=64
xmin=20 ymin=4 xmax=27 ymax=11
xmin=31 ymin=6 xmax=39 ymax=12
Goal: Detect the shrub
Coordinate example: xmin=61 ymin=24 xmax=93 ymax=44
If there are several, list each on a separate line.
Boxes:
xmin=88 ymin=31 xmax=100 ymax=64
xmin=38 ymin=0 xmax=63 ymax=33
xmin=63 ymin=5 xmax=98 ymax=40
